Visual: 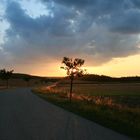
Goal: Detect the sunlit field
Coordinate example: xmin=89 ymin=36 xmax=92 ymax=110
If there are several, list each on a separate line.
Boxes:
xmin=33 ymin=82 xmax=140 ymax=139
xmin=53 ymin=83 xmax=140 ymax=95
xmin=53 ymin=83 xmax=140 ymax=106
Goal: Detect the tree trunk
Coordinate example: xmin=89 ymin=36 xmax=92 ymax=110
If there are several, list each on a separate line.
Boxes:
xmin=70 ymin=77 xmax=73 ymax=102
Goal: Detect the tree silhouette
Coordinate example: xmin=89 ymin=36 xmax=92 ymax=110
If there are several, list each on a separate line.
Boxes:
xmin=0 ymin=69 xmax=14 ymax=88
xmin=61 ymin=57 xmax=85 ymax=102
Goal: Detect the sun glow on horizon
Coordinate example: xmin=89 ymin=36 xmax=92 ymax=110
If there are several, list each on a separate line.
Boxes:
xmin=27 ymin=54 xmax=140 ymax=77
xmin=1 ymin=0 xmax=140 ymax=78
xmin=86 ymin=54 xmax=140 ymax=77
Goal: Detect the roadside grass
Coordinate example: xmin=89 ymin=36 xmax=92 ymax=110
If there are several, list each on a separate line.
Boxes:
xmin=32 ymin=83 xmax=140 ymax=140
xmin=0 ymin=86 xmax=7 ymax=89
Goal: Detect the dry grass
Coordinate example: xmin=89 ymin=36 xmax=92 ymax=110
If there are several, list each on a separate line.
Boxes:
xmin=47 ymin=83 xmax=140 ymax=108
xmin=33 ymin=82 xmax=140 ymax=139
xmin=54 ymin=83 xmax=140 ymax=96
xmin=0 ymin=78 xmax=46 ymax=88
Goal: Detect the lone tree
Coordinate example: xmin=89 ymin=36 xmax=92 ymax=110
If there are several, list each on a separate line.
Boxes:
xmin=61 ymin=57 xmax=85 ymax=102
xmin=0 ymin=69 xmax=14 ymax=88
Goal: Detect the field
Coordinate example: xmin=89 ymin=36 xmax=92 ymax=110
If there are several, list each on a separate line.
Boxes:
xmin=0 ymin=79 xmax=37 ymax=87
xmin=33 ymin=82 xmax=140 ymax=139
xmin=0 ymin=76 xmax=59 ymax=89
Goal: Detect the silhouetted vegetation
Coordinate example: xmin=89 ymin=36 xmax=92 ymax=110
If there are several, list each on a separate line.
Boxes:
xmin=77 ymin=74 xmax=140 ymax=83
xmin=0 ymin=69 xmax=14 ymax=88
xmin=11 ymin=73 xmax=61 ymax=81
xmin=23 ymin=76 xmax=31 ymax=86
xmin=0 ymin=72 xmax=61 ymax=88
xmin=61 ymin=57 xmax=85 ymax=102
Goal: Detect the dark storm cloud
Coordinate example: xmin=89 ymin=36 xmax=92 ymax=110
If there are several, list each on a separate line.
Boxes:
xmin=2 ymin=1 xmax=79 ymax=65
xmin=5 ymin=1 xmax=78 ymax=39
xmin=1 ymin=0 xmax=140 ymax=67
xmin=41 ymin=0 xmax=140 ymax=34
xmin=133 ymin=0 xmax=140 ymax=8
xmin=107 ymin=9 xmax=140 ymax=34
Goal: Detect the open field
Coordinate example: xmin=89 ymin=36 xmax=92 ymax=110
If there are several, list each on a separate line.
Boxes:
xmin=33 ymin=82 xmax=140 ymax=139
xmin=0 ymin=74 xmax=60 ymax=89
xmin=52 ymin=83 xmax=140 ymax=107
xmin=53 ymin=82 xmax=140 ymax=95
xmin=0 ymin=79 xmax=39 ymax=87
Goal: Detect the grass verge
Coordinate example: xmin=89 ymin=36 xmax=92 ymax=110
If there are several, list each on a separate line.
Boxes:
xmin=32 ymin=87 xmax=140 ymax=140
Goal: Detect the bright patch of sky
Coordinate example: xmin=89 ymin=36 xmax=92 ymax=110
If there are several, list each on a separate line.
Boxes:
xmin=19 ymin=0 xmax=50 ymax=18
xmin=0 ymin=20 xmax=9 ymax=42
xmin=0 ymin=3 xmax=5 ymax=17
xmin=0 ymin=1 xmax=10 ymax=48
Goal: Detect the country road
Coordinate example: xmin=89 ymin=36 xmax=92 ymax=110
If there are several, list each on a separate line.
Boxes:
xmin=0 ymin=88 xmax=133 ymax=140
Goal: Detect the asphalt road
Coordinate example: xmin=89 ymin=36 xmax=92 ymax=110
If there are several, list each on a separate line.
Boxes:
xmin=0 ymin=88 xmax=133 ymax=140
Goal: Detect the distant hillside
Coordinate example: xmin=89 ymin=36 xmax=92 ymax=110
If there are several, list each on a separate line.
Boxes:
xmin=0 ymin=73 xmax=62 ymax=87
xmin=77 ymin=74 xmax=140 ymax=83
xmin=11 ymin=73 xmax=140 ymax=83
xmin=11 ymin=73 xmax=61 ymax=82
xmin=12 ymin=73 xmax=42 ymax=79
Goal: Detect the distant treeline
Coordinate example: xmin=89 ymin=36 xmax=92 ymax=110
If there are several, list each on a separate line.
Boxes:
xmin=11 ymin=73 xmax=140 ymax=83
xmin=11 ymin=73 xmax=61 ymax=82
xmin=77 ymin=74 xmax=140 ymax=83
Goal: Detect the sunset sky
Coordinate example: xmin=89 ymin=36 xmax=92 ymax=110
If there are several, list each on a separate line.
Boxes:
xmin=0 ymin=0 xmax=140 ymax=77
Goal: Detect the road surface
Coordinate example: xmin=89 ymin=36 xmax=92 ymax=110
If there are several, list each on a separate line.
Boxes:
xmin=0 ymin=88 xmax=133 ymax=140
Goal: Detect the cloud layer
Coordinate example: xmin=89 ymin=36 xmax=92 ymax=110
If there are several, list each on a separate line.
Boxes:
xmin=0 ymin=0 xmax=140 ymax=71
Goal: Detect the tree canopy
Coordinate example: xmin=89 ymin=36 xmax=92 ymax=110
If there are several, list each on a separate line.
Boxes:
xmin=0 ymin=69 xmax=14 ymax=80
xmin=61 ymin=57 xmax=85 ymax=78
xmin=61 ymin=57 xmax=85 ymax=102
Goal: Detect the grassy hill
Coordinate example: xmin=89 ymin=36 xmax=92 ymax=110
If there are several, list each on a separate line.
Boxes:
xmin=0 ymin=73 xmax=61 ymax=88
xmin=77 ymin=74 xmax=140 ymax=83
